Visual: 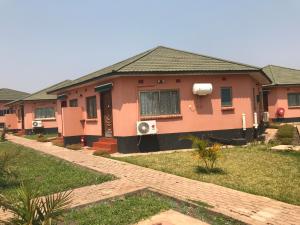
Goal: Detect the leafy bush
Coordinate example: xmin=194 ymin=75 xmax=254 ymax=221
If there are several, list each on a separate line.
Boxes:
xmin=0 ymin=128 xmax=7 ymax=142
xmin=66 ymin=144 xmax=83 ymax=150
xmin=52 ymin=139 xmax=64 ymax=147
xmin=93 ymin=150 xmax=111 ymax=158
xmin=181 ymin=135 xmax=222 ymax=172
xmin=276 ymin=124 xmax=295 ymax=145
xmin=0 ymin=184 xmax=72 ymax=225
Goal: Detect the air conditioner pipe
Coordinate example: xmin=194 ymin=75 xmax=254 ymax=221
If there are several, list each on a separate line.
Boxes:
xmin=242 ymin=113 xmax=246 ymax=131
xmin=253 ymin=112 xmax=258 ymax=129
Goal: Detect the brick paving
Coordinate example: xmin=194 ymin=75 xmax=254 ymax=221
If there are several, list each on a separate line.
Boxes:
xmin=0 ymin=178 xmax=145 ymax=221
xmin=6 ymin=135 xmax=300 ymax=225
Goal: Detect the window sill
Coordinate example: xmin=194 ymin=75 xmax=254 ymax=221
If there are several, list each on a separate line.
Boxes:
xmin=141 ymin=114 xmax=182 ymax=120
xmin=86 ymin=118 xmax=98 ymax=122
xmin=221 ymin=107 xmax=235 ymax=111
xmin=288 ymin=106 xmax=300 ymax=109
xmin=34 ymin=118 xmax=56 ymax=121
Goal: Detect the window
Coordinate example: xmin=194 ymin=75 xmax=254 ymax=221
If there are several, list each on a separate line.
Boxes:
xmin=288 ymin=93 xmax=300 ymax=107
xmin=140 ymin=90 xmax=180 ymax=116
xmin=69 ymin=99 xmax=78 ymax=107
xmin=35 ymin=107 xmax=55 ymax=119
xmin=0 ymin=109 xmax=12 ymax=116
xmin=86 ymin=96 xmax=97 ymax=119
xmin=221 ymin=87 xmax=232 ymax=107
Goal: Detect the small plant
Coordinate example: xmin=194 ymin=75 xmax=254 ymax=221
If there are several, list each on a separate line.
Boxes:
xmin=93 ymin=150 xmax=111 ymax=158
xmin=0 ymin=184 xmax=72 ymax=225
xmin=0 ymin=128 xmax=7 ymax=142
xmin=181 ymin=135 xmax=222 ymax=172
xmin=36 ymin=134 xmax=49 ymax=142
xmin=52 ymin=139 xmax=64 ymax=147
xmin=66 ymin=143 xmax=83 ymax=150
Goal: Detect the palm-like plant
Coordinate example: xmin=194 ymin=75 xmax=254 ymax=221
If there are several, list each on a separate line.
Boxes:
xmin=181 ymin=135 xmax=221 ymax=171
xmin=0 ymin=184 xmax=72 ymax=225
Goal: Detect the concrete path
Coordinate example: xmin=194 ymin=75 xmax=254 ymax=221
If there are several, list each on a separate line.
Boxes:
xmin=135 ymin=209 xmax=208 ymax=225
xmin=7 ymin=135 xmax=300 ymax=225
xmin=271 ymin=145 xmax=300 ymax=151
xmin=1 ymin=178 xmax=145 ymax=221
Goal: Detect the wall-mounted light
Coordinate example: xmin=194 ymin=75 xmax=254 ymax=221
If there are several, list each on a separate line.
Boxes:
xmin=157 ymin=79 xmax=165 ymax=84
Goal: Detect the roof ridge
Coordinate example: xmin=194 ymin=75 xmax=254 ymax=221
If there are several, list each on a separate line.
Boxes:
xmin=268 ymin=64 xmax=300 ymax=71
xmin=157 ymin=45 xmax=260 ymax=70
xmin=266 ymin=65 xmax=277 ymax=84
xmin=7 ymin=80 xmax=71 ymax=105
xmin=115 ymin=46 xmax=160 ymax=72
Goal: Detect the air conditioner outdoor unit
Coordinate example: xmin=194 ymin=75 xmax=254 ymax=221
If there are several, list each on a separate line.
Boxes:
xmin=263 ymin=112 xmax=269 ymax=122
xmin=32 ymin=120 xmax=43 ymax=128
xmin=137 ymin=120 xmax=157 ymax=135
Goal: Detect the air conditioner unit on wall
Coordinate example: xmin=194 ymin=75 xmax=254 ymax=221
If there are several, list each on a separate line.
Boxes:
xmin=137 ymin=120 xmax=157 ymax=135
xmin=32 ymin=120 xmax=43 ymax=128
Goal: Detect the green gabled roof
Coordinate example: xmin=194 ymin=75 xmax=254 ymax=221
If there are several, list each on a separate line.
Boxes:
xmin=263 ymin=65 xmax=300 ymax=86
xmin=50 ymin=46 xmax=262 ymax=92
xmin=7 ymin=80 xmax=72 ymax=105
xmin=0 ymin=88 xmax=29 ymax=101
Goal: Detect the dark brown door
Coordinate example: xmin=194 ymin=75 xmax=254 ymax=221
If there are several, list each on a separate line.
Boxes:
xmin=263 ymin=91 xmax=269 ymax=112
xmin=101 ymin=91 xmax=113 ymax=137
xmin=21 ymin=105 xmax=25 ymax=130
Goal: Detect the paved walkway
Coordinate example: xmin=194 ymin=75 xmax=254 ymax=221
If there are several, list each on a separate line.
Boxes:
xmin=136 ymin=209 xmax=208 ymax=225
xmin=1 ymin=178 xmax=145 ymax=221
xmin=7 ymin=135 xmax=300 ymax=225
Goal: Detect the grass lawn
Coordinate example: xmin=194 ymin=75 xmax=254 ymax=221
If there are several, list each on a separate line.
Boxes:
xmin=113 ymin=145 xmax=300 ymax=205
xmin=23 ymin=133 xmax=58 ymax=140
xmin=62 ymin=191 xmax=244 ymax=225
xmin=0 ymin=142 xmax=114 ymax=197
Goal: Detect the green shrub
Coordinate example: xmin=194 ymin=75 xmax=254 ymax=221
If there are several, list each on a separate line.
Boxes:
xmin=66 ymin=144 xmax=83 ymax=150
xmin=51 ymin=139 xmax=64 ymax=147
xmin=93 ymin=150 xmax=111 ymax=158
xmin=276 ymin=124 xmax=295 ymax=145
xmin=181 ymin=135 xmax=222 ymax=172
xmin=279 ymin=138 xmax=293 ymax=145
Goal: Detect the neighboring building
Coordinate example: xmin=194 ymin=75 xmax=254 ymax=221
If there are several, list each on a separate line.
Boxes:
xmin=49 ymin=46 xmax=271 ymax=153
xmin=6 ymin=80 xmax=71 ymax=133
xmin=0 ymin=88 xmax=29 ymax=128
xmin=262 ymin=65 xmax=300 ymax=122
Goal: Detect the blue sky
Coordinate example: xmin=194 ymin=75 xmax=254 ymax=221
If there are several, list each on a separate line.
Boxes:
xmin=1 ymin=0 xmax=300 ymax=93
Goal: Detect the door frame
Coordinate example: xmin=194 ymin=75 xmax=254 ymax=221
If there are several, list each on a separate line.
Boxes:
xmin=100 ymin=90 xmax=114 ymax=137
xmin=21 ymin=105 xmax=25 ymax=130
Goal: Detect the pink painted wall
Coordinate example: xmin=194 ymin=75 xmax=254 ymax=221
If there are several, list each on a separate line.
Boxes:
xmin=62 ymin=107 xmax=84 ymax=136
xmin=4 ymin=114 xmax=18 ymax=129
xmin=58 ymin=73 xmax=262 ymax=138
xmin=10 ymin=100 xmax=58 ymax=130
xmin=113 ymin=75 xmax=261 ymax=136
xmin=57 ymin=83 xmax=104 ymax=136
xmin=0 ymin=102 xmax=9 ymax=125
xmin=267 ymin=86 xmax=300 ymax=119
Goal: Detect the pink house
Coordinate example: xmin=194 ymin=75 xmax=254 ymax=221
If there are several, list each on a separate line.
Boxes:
xmin=6 ymin=80 xmax=71 ymax=134
xmin=262 ymin=65 xmax=300 ymax=122
xmin=0 ymin=88 xmax=29 ymax=129
xmin=49 ymin=46 xmax=271 ymax=153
